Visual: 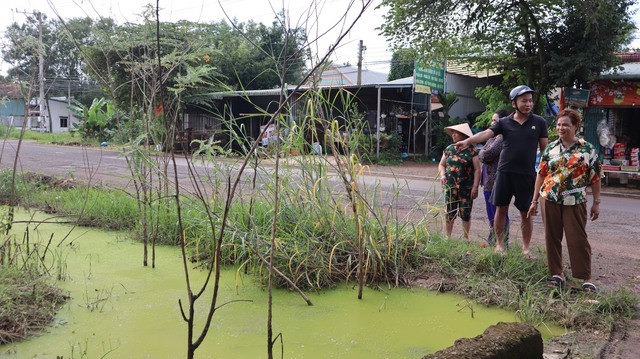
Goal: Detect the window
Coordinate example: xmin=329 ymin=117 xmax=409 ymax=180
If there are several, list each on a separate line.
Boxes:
xmin=60 ymin=116 xmax=68 ymax=128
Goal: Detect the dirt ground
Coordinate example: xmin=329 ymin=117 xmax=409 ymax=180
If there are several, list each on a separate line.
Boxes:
xmin=372 ymin=161 xmax=640 ymax=359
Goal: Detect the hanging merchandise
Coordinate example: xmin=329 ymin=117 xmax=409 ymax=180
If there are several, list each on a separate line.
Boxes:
xmin=607 ymin=134 xmax=617 ymax=150
xmin=631 ymin=147 xmax=639 ymax=167
xmin=597 ymin=119 xmax=610 ymax=147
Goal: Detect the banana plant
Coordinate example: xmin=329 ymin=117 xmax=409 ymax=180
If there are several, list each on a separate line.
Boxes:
xmin=68 ymin=98 xmax=120 ymax=142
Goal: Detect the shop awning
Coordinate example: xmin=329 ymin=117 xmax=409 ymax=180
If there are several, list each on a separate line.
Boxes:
xmin=588 ymin=80 xmax=640 ymax=107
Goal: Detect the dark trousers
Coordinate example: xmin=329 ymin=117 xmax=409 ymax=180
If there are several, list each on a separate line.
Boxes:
xmin=483 ymin=190 xmax=509 ymax=245
xmin=541 ymin=199 xmax=591 ymax=280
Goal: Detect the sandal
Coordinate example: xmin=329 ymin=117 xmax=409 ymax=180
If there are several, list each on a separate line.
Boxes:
xmin=546 ymin=275 xmax=565 ymax=289
xmin=582 ymin=282 xmax=597 ymax=293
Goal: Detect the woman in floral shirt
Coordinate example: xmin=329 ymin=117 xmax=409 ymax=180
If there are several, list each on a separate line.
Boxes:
xmin=528 ymin=109 xmax=602 ymax=293
xmin=438 ymin=123 xmax=481 ymax=240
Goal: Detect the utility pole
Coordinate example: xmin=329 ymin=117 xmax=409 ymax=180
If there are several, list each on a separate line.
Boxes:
xmin=37 ymin=11 xmax=46 ymax=132
xmin=16 ymin=9 xmax=46 ymax=131
xmin=357 ymin=40 xmax=366 ymax=85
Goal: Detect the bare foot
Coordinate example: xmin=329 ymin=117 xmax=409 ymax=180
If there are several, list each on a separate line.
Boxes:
xmin=494 ymin=245 xmax=506 ymax=255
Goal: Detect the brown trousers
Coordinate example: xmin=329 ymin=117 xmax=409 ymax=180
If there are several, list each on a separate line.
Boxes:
xmin=540 ymin=199 xmax=591 ymax=281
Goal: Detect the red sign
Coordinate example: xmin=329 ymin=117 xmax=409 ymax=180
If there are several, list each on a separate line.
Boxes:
xmin=588 ymin=80 xmax=640 ymax=106
xmin=259 ymin=124 xmax=276 ymax=145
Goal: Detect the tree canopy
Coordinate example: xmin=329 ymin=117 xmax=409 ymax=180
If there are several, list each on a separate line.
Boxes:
xmin=378 ymin=0 xmax=636 ymax=97
xmin=2 ymin=11 xmax=308 ymax=107
xmin=212 ymin=16 xmax=308 ymax=90
xmin=387 ymin=48 xmax=416 ymax=81
xmin=1 ymin=13 xmax=108 ymax=102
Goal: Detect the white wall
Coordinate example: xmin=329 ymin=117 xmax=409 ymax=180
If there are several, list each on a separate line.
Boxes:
xmin=445 ymin=74 xmax=491 ymax=120
xmin=47 ymin=98 xmax=80 ymax=133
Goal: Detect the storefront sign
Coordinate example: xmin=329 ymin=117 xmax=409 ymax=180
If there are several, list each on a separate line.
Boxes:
xmin=259 ymin=124 xmax=276 ymax=145
xmin=589 ymin=80 xmax=640 ymax=106
xmin=564 ymin=88 xmax=590 ymax=107
xmin=414 ymin=60 xmax=445 ymax=94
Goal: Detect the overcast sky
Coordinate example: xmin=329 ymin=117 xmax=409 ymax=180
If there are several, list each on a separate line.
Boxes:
xmin=0 ymin=0 xmax=392 ymax=76
xmin=1 ymin=0 xmax=640 ymax=78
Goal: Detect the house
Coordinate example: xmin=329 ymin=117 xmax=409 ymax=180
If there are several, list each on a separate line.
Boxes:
xmin=1 ymin=85 xmax=80 ymax=133
xmin=0 ymin=84 xmax=26 ymax=128
xmin=444 ymin=61 xmax=502 ymax=121
xmin=26 ymin=97 xmax=80 ymax=133
xmin=45 ymin=97 xmax=80 ymax=133
xmin=192 ymin=65 xmax=432 ymax=155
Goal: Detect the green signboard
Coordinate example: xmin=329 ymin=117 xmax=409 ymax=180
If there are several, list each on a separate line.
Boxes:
xmin=563 ymin=87 xmax=590 ymax=108
xmin=414 ymin=60 xmax=445 ymax=94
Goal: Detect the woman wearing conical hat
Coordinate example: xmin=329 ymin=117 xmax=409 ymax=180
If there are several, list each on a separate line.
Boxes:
xmin=438 ymin=123 xmax=481 ymax=240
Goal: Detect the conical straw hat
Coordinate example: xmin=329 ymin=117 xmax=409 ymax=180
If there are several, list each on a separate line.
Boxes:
xmin=444 ymin=123 xmax=473 ymax=138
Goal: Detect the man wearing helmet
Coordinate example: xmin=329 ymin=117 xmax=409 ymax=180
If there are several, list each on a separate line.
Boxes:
xmin=454 ymin=85 xmax=548 ymax=255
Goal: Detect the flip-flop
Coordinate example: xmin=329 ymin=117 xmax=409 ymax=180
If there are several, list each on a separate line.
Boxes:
xmin=546 ymin=275 xmax=565 ymax=289
xmin=583 ymin=282 xmax=597 ymax=293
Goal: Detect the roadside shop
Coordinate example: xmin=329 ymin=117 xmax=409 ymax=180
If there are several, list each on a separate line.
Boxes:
xmin=584 ymin=75 xmax=640 ymax=186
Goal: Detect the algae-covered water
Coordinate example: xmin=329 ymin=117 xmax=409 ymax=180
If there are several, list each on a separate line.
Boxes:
xmin=0 ymin=214 xmax=563 ymax=358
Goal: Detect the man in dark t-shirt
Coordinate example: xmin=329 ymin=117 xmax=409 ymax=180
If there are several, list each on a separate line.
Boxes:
xmin=454 ymin=85 xmax=548 ymax=255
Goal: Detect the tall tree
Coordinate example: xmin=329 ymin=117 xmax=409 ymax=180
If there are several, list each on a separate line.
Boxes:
xmin=219 ymin=15 xmax=308 ymax=90
xmin=83 ymin=18 xmax=224 ymax=110
xmin=1 ymin=13 xmax=109 ymax=104
xmin=388 ymin=48 xmax=417 ymax=81
xmin=378 ymin=0 xmax=635 ymax=96
xmin=2 ymin=12 xmax=51 ymax=81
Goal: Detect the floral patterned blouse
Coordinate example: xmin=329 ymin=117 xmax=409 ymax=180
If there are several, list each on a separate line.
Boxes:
xmin=537 ymin=138 xmax=602 ymax=205
xmin=443 ymin=144 xmax=478 ymax=190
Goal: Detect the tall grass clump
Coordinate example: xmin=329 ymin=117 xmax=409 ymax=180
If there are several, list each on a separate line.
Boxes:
xmin=0 ymin=268 xmax=69 ymax=344
xmin=174 ymin=89 xmax=445 ymax=291
xmin=38 ymin=187 xmax=139 ymax=230
xmin=0 ymin=209 xmax=70 ymax=344
xmin=0 ymin=169 xmax=138 ymax=230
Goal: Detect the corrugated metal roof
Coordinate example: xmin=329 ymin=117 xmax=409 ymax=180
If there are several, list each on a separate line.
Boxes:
xmin=305 ymin=64 xmax=389 ymax=87
xmin=210 ymin=88 xmax=285 ymax=99
xmin=600 ymin=62 xmax=640 ymax=79
xmin=446 ymin=61 xmax=500 ymax=78
xmin=377 ymin=76 xmax=413 ymax=88
xmin=209 ymin=72 xmax=406 ymax=98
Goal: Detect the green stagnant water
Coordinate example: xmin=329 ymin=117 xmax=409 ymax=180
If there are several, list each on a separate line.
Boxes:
xmin=0 ymin=215 xmax=564 ymax=358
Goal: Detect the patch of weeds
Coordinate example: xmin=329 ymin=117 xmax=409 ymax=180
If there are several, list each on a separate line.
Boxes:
xmin=596 ymin=288 xmax=638 ymax=317
xmin=82 ymin=285 xmax=114 ymax=313
xmin=412 ymin=238 xmax=637 ymax=331
xmin=0 ymin=268 xmax=69 ymax=344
